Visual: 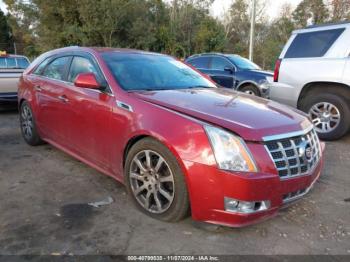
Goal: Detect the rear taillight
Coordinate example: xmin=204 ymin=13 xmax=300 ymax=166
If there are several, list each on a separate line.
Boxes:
xmin=273 ymin=59 xmax=281 ymax=82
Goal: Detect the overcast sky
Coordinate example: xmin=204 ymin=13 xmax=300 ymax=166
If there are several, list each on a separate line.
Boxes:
xmin=210 ymin=0 xmax=303 ymax=20
xmin=0 ymin=0 xmax=303 ymax=19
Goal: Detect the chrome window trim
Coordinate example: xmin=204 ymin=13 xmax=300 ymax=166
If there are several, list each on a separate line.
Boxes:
xmin=31 ymin=49 xmax=115 ymax=97
xmin=34 ymin=75 xmax=115 ymax=97
xmin=263 ymin=125 xmax=314 ymax=141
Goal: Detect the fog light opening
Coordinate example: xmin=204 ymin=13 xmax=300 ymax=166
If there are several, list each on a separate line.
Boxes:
xmin=224 ymin=197 xmax=270 ymax=214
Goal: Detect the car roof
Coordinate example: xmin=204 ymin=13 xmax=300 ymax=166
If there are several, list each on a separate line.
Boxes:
xmin=292 ymin=21 xmax=350 ymax=34
xmin=48 ymin=46 xmax=165 ymax=57
xmin=187 ymin=53 xmax=239 ymax=60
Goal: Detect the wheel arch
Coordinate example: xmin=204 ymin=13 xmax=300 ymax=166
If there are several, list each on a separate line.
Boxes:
xmin=19 ymin=98 xmax=26 ymax=108
xmin=122 ymin=133 xmax=191 ymax=178
xmin=237 ymin=81 xmax=261 ymax=96
xmin=297 ymin=82 xmax=350 ymax=109
xmin=123 ymin=134 xmax=150 ymax=169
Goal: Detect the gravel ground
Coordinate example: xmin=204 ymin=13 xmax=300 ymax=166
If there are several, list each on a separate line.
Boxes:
xmin=0 ymin=109 xmax=349 ymax=255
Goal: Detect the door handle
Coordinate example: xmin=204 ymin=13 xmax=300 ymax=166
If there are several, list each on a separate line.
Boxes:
xmin=34 ymin=85 xmax=42 ymax=92
xmin=58 ymin=95 xmax=69 ymax=103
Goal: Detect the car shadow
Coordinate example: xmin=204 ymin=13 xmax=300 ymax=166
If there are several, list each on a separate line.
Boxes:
xmin=0 ymin=106 xmax=18 ymax=114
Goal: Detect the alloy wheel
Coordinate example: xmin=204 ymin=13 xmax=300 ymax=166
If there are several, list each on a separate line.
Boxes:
xmin=244 ymin=90 xmax=256 ymax=95
xmin=129 ymin=150 xmax=175 ymax=214
xmin=309 ymin=102 xmax=341 ymax=133
xmin=21 ymin=104 xmax=34 ymax=140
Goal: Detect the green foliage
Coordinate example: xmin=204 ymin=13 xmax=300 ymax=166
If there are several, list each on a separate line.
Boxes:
xmin=0 ymin=10 xmax=13 ymax=52
xmin=2 ymin=0 xmax=348 ymax=69
xmin=293 ymin=0 xmax=329 ymax=28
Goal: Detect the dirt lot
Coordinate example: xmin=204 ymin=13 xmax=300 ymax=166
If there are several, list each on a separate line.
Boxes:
xmin=0 ymin=109 xmax=349 ymax=255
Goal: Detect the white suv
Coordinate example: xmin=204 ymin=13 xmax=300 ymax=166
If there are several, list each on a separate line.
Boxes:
xmin=270 ymin=22 xmax=350 ymax=140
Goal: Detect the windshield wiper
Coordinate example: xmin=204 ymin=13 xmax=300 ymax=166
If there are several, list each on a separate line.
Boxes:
xmin=127 ymin=88 xmax=172 ymax=92
xmin=186 ymin=85 xmax=213 ymax=89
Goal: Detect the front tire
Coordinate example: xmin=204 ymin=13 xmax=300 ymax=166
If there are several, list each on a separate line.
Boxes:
xmin=300 ymin=91 xmax=350 ymax=140
xmin=124 ymin=138 xmax=189 ymax=222
xmin=240 ymin=85 xmax=260 ymax=96
xmin=20 ymin=101 xmax=44 ymax=146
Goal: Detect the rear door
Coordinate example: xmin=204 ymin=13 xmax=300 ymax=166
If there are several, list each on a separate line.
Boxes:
xmin=186 ymin=56 xmax=211 ymax=76
xmin=208 ymin=57 xmax=235 ymax=88
xmin=36 ymin=56 xmax=73 ymax=145
xmin=63 ymin=54 xmax=114 ymax=169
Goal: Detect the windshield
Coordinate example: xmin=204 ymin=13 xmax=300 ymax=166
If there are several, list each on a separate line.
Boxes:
xmin=227 ymin=55 xmax=260 ymax=70
xmin=102 ymin=52 xmax=216 ymax=91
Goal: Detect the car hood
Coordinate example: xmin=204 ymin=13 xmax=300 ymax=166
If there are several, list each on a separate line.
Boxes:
xmin=131 ymin=88 xmax=311 ymax=141
xmin=246 ymin=69 xmax=273 ymax=77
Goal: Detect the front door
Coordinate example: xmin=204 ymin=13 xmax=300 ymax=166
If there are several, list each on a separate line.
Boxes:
xmin=209 ymin=57 xmax=235 ymax=88
xmin=63 ymin=55 xmax=114 ymax=170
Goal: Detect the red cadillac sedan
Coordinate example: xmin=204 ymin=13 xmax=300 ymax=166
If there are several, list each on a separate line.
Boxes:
xmin=18 ymin=47 xmax=325 ymax=227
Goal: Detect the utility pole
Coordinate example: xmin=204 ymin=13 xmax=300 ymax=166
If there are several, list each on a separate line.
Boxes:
xmin=249 ymin=0 xmax=256 ymax=61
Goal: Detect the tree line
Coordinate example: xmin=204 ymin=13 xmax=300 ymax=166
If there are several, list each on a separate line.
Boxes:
xmin=0 ymin=0 xmax=349 ymax=69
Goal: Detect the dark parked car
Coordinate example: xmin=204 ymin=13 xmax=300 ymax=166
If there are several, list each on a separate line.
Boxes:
xmin=185 ymin=53 xmax=273 ymax=97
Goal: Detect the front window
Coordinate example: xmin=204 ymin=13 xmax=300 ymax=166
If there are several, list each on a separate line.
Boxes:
xmin=68 ymin=56 xmax=99 ymax=82
xmin=210 ymin=57 xmax=233 ymax=71
xmin=102 ymin=53 xmax=215 ymax=91
xmin=227 ymin=55 xmax=260 ymax=70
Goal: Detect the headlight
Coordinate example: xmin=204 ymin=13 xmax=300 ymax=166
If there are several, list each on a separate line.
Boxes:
xmin=265 ymin=76 xmax=273 ymax=83
xmin=204 ymin=126 xmax=257 ymax=172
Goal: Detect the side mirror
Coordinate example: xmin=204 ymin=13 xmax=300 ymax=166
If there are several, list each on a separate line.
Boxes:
xmin=224 ymin=66 xmax=235 ymax=74
xmin=74 ymin=72 xmax=100 ymax=89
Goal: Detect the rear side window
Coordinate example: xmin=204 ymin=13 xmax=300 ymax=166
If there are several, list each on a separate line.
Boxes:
xmin=285 ymin=28 xmax=345 ymax=58
xmin=42 ymin=56 xmax=70 ymax=81
xmin=33 ymin=58 xmax=50 ymax=75
xmin=187 ymin=57 xmax=210 ymax=69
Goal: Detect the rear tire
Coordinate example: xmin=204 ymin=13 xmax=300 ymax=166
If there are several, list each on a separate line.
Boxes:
xmin=20 ymin=101 xmax=44 ymax=146
xmin=124 ymin=138 xmax=189 ymax=222
xmin=240 ymin=85 xmax=260 ymax=96
xmin=300 ymin=91 xmax=350 ymax=140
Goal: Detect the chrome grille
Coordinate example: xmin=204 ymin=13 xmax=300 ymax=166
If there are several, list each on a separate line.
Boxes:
xmin=264 ymin=127 xmax=322 ymax=179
